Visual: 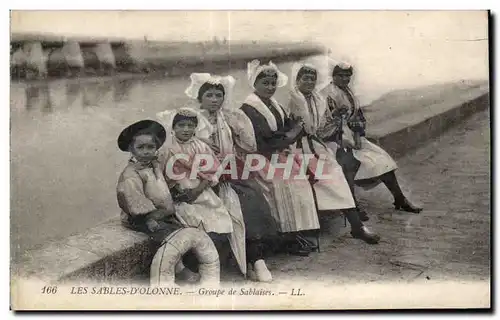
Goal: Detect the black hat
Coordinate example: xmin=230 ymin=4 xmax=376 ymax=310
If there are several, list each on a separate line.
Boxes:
xmin=117 ymin=120 xmax=167 ymax=152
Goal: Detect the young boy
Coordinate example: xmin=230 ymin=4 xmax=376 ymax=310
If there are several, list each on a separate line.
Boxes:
xmin=116 ymin=119 xmax=199 ymax=282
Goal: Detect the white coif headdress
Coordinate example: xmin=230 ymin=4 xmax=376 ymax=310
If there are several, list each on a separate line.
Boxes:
xmin=247 ymin=59 xmax=288 ymax=90
xmin=156 ymin=107 xmax=214 ymax=144
xmin=315 ymin=56 xmax=356 ymax=91
xmin=184 ymin=73 xmax=236 ymax=110
xmin=290 ymin=59 xmax=320 ymax=91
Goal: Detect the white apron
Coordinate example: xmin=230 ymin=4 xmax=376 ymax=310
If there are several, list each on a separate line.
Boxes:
xmin=163 ymin=136 xmax=233 ymax=234
xmin=240 ymin=93 xmax=320 ymax=232
xmin=198 ymin=109 xmax=248 ymax=276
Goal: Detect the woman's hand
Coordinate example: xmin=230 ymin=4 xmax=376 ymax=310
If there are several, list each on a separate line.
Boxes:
xmin=285 ymin=117 xmax=304 ymax=139
xmin=341 ymin=137 xmax=356 ymax=149
xmin=332 ymin=105 xmax=350 ymax=120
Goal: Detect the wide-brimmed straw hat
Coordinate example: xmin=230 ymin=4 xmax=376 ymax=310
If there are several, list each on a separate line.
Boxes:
xmin=117 ymin=119 xmax=167 ymax=152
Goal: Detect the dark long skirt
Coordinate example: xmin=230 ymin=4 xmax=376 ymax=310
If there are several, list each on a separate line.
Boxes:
xmin=228 ymin=179 xmax=279 ymax=241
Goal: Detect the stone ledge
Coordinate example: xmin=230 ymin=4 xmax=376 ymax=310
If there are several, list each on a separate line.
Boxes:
xmin=12 ymin=86 xmax=490 ymax=283
xmin=13 ymin=219 xmax=154 ymax=284
xmin=367 ymin=86 xmax=489 ymax=159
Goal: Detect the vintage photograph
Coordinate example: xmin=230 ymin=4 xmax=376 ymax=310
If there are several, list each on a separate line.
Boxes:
xmin=9 ymin=10 xmax=490 ymax=310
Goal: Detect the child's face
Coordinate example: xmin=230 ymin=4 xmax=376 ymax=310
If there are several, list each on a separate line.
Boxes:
xmin=131 ymin=134 xmax=157 ymax=163
xmin=173 ymin=119 xmax=197 ymax=142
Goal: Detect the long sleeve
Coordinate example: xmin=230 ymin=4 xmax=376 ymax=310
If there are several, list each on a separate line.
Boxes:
xmin=317 ymin=95 xmax=342 ymax=142
xmin=241 ymin=103 xmax=301 ymax=154
xmin=287 ymin=97 xmax=308 ymax=129
xmin=317 ymin=113 xmax=339 ymax=141
xmin=223 ymin=108 xmax=258 ymax=153
xmin=117 ymin=170 xmax=157 ymax=217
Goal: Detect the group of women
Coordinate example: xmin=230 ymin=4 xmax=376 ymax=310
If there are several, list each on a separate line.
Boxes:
xmin=116 ymin=56 xmax=422 ymax=284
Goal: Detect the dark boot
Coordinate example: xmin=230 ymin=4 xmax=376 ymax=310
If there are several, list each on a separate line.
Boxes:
xmin=394 ymin=197 xmax=423 ymax=213
xmin=344 ymin=209 xmax=380 ymax=244
xmin=350 ymin=226 xmax=380 ymax=244
xmin=380 ymin=171 xmax=423 ymax=213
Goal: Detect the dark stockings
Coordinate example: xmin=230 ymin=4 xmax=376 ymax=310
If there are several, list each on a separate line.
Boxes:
xmin=378 ymin=170 xmax=406 ymax=202
xmin=335 ymin=147 xmax=367 ymax=229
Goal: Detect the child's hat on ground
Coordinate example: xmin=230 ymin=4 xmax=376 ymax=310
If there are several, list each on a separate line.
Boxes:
xmin=117 ymin=120 xmax=167 ymax=152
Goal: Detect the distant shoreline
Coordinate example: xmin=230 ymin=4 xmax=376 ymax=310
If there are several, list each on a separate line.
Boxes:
xmin=11 ymin=37 xmax=326 ymax=82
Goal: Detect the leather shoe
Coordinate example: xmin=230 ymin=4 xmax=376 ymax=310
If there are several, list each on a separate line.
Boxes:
xmin=351 ymin=226 xmax=380 ymax=244
xmin=394 ymin=198 xmax=422 ymax=213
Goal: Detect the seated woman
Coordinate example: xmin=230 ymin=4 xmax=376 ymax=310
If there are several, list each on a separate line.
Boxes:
xmin=116 ymin=119 xmax=197 ymax=282
xmin=156 ymin=107 xmax=246 ymax=280
xmin=182 ymin=72 xmax=279 ymax=282
xmin=238 ymin=59 xmax=322 ymax=256
xmin=287 ymin=60 xmax=380 ymax=244
xmin=318 ymin=61 xmax=423 ymax=216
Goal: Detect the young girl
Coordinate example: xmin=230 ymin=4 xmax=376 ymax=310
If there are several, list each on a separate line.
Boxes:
xmin=182 ymin=72 xmax=278 ymax=282
xmin=116 ymin=119 xmax=199 ymax=281
xmin=157 ymin=108 xmax=242 ymax=277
